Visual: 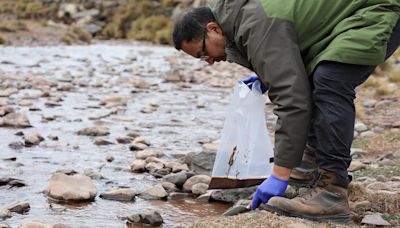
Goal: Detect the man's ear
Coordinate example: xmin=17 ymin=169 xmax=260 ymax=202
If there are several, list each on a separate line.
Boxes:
xmin=206 ymin=22 xmax=222 ymax=34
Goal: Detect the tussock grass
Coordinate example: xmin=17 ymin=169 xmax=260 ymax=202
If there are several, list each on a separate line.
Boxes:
xmin=60 ymin=26 xmax=92 ymax=45
xmin=376 ymin=84 xmax=391 ymax=96
xmin=355 ymin=101 xmax=365 ymax=121
xmin=388 ymin=68 xmax=400 ymax=83
xmin=0 ymin=33 xmax=6 ymax=44
xmin=128 ymin=15 xmax=173 ymax=44
xmin=0 ymin=20 xmax=27 ymax=32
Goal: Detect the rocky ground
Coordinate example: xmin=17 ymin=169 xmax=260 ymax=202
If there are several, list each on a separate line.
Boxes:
xmin=0 ymin=11 xmax=400 ymax=228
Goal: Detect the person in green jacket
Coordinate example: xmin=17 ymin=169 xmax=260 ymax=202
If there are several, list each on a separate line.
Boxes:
xmin=173 ymin=0 xmax=400 ymax=223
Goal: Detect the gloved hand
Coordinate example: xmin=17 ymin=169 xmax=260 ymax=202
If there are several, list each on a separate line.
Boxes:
xmin=241 ymin=73 xmax=268 ymax=93
xmin=251 ymin=175 xmax=288 ymax=210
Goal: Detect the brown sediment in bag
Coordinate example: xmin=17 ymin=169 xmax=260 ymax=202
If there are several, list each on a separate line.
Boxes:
xmin=208 ymin=177 xmax=265 ymax=189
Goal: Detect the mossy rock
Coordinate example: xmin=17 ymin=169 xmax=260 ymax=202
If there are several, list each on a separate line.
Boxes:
xmin=128 ymin=15 xmax=173 ymax=44
xmin=61 ymin=26 xmax=92 ymax=45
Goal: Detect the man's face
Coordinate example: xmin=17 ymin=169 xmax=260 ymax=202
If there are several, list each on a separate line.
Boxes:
xmin=181 ymin=22 xmax=226 ymax=65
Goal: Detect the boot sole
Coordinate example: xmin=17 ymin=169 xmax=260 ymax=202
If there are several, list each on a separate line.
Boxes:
xmin=263 ymin=204 xmax=351 ymax=224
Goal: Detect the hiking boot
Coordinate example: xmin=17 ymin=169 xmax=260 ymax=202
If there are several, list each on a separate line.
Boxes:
xmin=266 ymin=169 xmax=351 ymax=224
xmin=289 ymin=151 xmax=318 ymax=187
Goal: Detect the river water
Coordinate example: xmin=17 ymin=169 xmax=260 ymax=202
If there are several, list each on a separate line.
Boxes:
xmin=0 ymin=42 xmax=248 ymax=227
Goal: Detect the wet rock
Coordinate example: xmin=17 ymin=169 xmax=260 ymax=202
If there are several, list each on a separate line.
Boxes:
xmin=145 ymin=162 xmax=164 ymax=172
xmin=184 ymin=151 xmax=216 ymax=175
xmin=19 ymin=99 xmax=33 ymax=106
xmin=164 ymin=69 xmax=183 ymax=83
xmin=361 ymin=213 xmax=391 ymax=226
xmin=211 ymin=186 xmax=257 ymax=203
xmin=127 ymin=211 xmax=163 ymax=226
xmin=139 ymin=184 xmax=168 ymax=200
xmin=150 ymin=168 xmax=171 ymax=178
xmin=126 ymin=131 xmax=140 ymax=138
xmin=0 ymin=177 xmax=26 ymax=187
xmin=390 ymin=176 xmax=400 ymax=181
xmin=160 ymin=182 xmax=178 ymax=193
xmin=222 ymin=205 xmax=249 ymax=217
xmin=130 ymin=76 xmax=152 ymax=89
xmin=135 ymin=150 xmax=162 ymax=159
xmin=94 ymin=138 xmax=114 ymax=146
xmin=54 ymin=169 xmax=78 ymax=175
xmin=145 ymin=157 xmax=166 ymax=165
xmin=83 ymin=168 xmax=105 ymax=180
xmin=47 ymin=134 xmax=59 ymax=141
xmin=2 ymin=156 xmax=16 ymax=161
xmin=100 ymin=188 xmax=137 ymax=201
xmin=0 ymin=87 xmax=18 ymax=97
xmin=77 ymin=126 xmax=109 ymax=136
xmin=129 ymin=142 xmax=148 ymax=151
xmin=0 ymin=209 xmax=11 ymax=219
xmin=24 ymin=132 xmax=44 ymax=146
xmin=202 ymin=141 xmax=219 ymax=152
xmin=162 ymin=172 xmax=187 ymax=187
xmin=116 ymin=136 xmax=134 ymax=144
xmin=348 ymin=160 xmax=366 ymax=172
xmin=8 ymin=141 xmax=24 ymax=150
xmin=0 ymin=223 xmax=10 ymax=228
xmin=172 ymin=163 xmax=189 ymax=173
xmin=1 ymin=113 xmax=32 ymax=128
xmin=182 ymin=175 xmax=211 ymax=192
xmin=99 ymin=95 xmax=128 ymax=107
xmin=133 ymin=136 xmax=151 ymax=146
xmin=44 ymin=173 xmax=97 ymax=202
xmin=169 ymin=192 xmax=190 ymax=200
xmin=5 ymin=201 xmax=30 ymax=214
xmin=197 ymin=191 xmax=213 ymax=202
xmin=19 ymin=221 xmax=67 ymax=228
xmin=0 ymin=106 xmax=13 ymax=116
xmin=192 ymin=183 xmax=208 ymax=195
xmin=130 ymin=160 xmax=146 ymax=172
xmin=106 ymin=155 xmax=114 ymax=162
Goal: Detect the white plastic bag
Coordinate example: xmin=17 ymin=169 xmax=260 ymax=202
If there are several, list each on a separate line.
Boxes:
xmin=209 ymin=80 xmax=274 ymax=189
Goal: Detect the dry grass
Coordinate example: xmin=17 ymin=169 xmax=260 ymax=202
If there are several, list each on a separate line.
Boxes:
xmin=128 ymin=15 xmax=173 ymax=44
xmin=191 ymin=210 xmax=349 ymax=228
xmin=0 ymin=33 xmax=6 ymax=44
xmin=388 ymin=68 xmax=400 ymax=83
xmin=60 ymin=26 xmax=92 ymax=45
xmin=352 ymin=131 xmax=400 ymax=154
xmin=361 ymin=76 xmax=380 ymax=88
xmin=0 ymin=20 xmax=28 ymax=32
xmin=354 ymin=101 xmax=365 ymax=121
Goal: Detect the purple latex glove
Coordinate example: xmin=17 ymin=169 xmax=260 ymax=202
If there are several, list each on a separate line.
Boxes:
xmin=251 ymin=175 xmax=288 ymax=210
xmin=241 ymin=73 xmax=269 ymax=93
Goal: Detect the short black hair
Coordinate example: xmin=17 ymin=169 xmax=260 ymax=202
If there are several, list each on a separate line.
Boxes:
xmin=173 ymin=7 xmax=216 ymax=50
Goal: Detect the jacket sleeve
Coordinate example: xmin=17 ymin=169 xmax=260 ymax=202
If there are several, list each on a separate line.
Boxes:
xmin=234 ymin=2 xmax=311 ymax=168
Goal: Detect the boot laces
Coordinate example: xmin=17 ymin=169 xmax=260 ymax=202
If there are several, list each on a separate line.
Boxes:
xmin=299 ymin=172 xmax=331 ymax=200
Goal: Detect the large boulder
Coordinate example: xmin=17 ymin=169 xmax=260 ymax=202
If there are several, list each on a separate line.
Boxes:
xmin=183 ymin=151 xmax=216 ymax=175
xmin=162 ymin=172 xmax=187 ymax=187
xmin=44 ymin=173 xmax=97 ymax=202
xmin=139 ymin=184 xmax=168 ymax=200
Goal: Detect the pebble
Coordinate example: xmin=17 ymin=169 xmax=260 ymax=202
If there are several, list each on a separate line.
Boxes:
xmin=130 ymin=160 xmax=146 ymax=172
xmin=354 ymin=122 xmax=368 ymax=132
xmin=139 ymin=184 xmax=168 ymax=200
xmin=24 ymin=132 xmax=44 ymax=146
xmin=99 ymin=188 xmax=136 ymax=201
xmin=361 ymin=213 xmax=391 ymax=226
xmin=5 ymin=201 xmax=30 ymax=214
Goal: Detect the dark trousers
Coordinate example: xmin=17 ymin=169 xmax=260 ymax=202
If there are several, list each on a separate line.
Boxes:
xmin=307 ymin=21 xmax=400 ymax=188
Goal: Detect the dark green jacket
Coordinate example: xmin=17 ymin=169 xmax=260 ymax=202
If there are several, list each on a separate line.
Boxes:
xmin=209 ymin=0 xmax=399 ymax=168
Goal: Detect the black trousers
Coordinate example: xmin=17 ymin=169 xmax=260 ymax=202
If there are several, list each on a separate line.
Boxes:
xmin=307 ymin=21 xmax=400 ymax=188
